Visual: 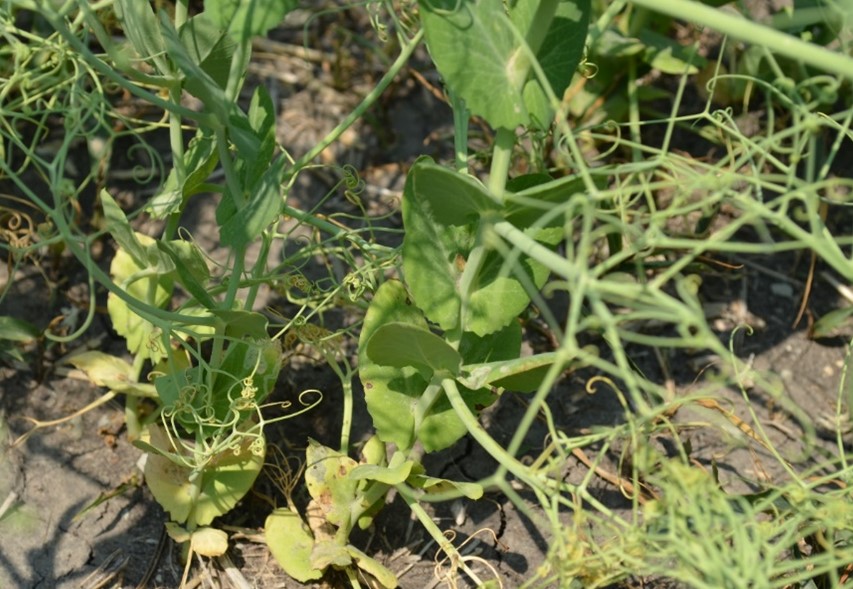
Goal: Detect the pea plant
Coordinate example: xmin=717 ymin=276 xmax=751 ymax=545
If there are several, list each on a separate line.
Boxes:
xmin=5 ymin=0 xmax=853 ymax=587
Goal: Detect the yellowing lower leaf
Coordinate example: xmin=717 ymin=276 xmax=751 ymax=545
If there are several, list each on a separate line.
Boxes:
xmin=143 ymin=424 xmax=264 ymax=526
xmin=65 ymin=351 xmax=157 ymax=397
xmin=191 ymin=527 xmax=228 ymax=557
xmin=265 ymin=508 xmax=324 ymax=582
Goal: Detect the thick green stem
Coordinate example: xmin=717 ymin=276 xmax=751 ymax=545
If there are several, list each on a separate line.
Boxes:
xmin=441 ymin=378 xmax=541 ymax=489
xmin=630 ymin=0 xmax=853 ymax=81
xmin=449 ymin=89 xmax=469 ymax=174
xmin=523 ymin=0 xmax=559 ymax=56
xmin=488 ymin=127 xmax=516 ymax=200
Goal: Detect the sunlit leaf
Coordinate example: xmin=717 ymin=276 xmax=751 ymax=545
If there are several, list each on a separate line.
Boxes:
xmin=107 ymin=234 xmax=173 ymax=362
xmin=265 ymin=508 xmax=324 ymax=582
xmin=420 ymin=0 xmax=590 ymax=129
xmin=143 ymin=424 xmax=264 ymax=526
xmin=348 ymin=544 xmax=398 ymax=588
xmin=65 ymin=351 xmax=157 ymax=397
xmin=206 ymin=0 xmax=297 ymax=41
xmin=366 ymin=322 xmax=462 ymax=377
xmin=190 ymin=527 xmax=229 ymax=557
xmin=304 ymin=439 xmax=359 ymax=529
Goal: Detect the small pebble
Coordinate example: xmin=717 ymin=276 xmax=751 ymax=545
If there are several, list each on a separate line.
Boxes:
xmin=770 ymin=282 xmax=794 ymax=298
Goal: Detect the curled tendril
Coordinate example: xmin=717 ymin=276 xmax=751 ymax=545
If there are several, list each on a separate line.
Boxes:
xmin=580 ymin=59 xmax=598 ymax=79
xmin=283 ymin=330 xmax=299 ymax=350
xmin=249 ymin=437 xmax=265 ymax=457
xmin=241 ymin=377 xmax=258 ymax=399
xmin=343 ymin=272 xmax=366 ymax=301
xmin=126 ymin=141 xmax=162 ymax=185
xmin=341 ymin=163 xmax=365 ymax=207
xmin=287 ymin=272 xmax=313 ymax=293
xmin=366 ymin=2 xmax=388 ymax=43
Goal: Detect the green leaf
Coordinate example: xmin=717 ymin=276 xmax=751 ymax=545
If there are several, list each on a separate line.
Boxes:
xmin=0 ymin=316 xmax=39 ymax=343
xmin=503 ymin=173 xmax=589 ymax=230
xmin=156 ymin=240 xmax=214 ymax=308
xmin=206 ymin=0 xmax=297 ymax=41
xmin=420 ymin=0 xmax=590 ymax=129
xmin=367 ymin=322 xmax=461 ymax=377
xmin=411 ymin=159 xmax=499 ymax=224
xmin=311 ymin=540 xmax=352 ymax=569
xmin=513 ymin=0 xmax=592 ymax=127
xmin=304 ymin=439 xmax=359 ymax=529
xmin=179 ymin=13 xmax=236 ymax=91
xmin=359 ymin=281 xmax=495 ymax=452
xmin=100 ymin=190 xmax=147 ymax=267
xmin=246 ymin=84 xmax=278 ymax=178
xmin=359 ymin=281 xmax=434 ymax=450
xmin=347 ymin=544 xmax=398 ymax=588
xmin=143 ymin=424 xmax=264 ymax=527
xmin=149 ymin=129 xmax=220 ymax=219
xmin=459 ymin=320 xmax=521 ymax=364
xmin=265 ymin=508 xmax=324 ymax=582
xmin=812 ymin=306 xmax=853 ymax=339
xmin=115 ymin=0 xmax=168 ymax=74
xmin=403 ymin=161 xmax=556 ymax=336
xmin=407 ymin=474 xmax=484 ymax=500
xmin=639 ymin=29 xmax=706 ymax=75
xmin=402 ymin=162 xmax=476 ymax=331
xmin=219 ymin=156 xmax=285 ymax=249
xmin=160 ymin=13 xmax=230 ymax=120
xmin=465 ymin=248 xmax=550 ymax=336
xmin=349 ymin=460 xmax=414 ymax=485
xmin=459 ymin=346 xmax=595 ymax=392
xmin=419 ymin=384 xmax=497 ymax=452
xmin=212 ymin=309 xmax=270 ymax=339
xmin=107 ymin=234 xmax=173 ymax=362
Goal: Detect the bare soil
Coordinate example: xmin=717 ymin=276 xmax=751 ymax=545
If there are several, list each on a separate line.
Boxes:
xmin=1 ymin=3 xmax=850 ymax=588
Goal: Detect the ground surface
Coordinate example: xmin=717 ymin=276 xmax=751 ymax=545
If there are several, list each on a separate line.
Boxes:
xmin=1 ymin=2 xmax=851 ymax=588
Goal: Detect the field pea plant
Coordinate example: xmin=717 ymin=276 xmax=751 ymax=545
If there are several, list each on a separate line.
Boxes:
xmin=3 ymin=0 xmax=853 ymax=586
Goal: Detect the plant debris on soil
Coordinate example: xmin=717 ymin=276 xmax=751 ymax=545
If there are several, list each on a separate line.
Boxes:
xmin=2 ymin=2 xmax=852 ymax=588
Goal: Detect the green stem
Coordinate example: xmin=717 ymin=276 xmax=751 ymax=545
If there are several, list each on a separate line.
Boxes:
xmin=289 ymin=28 xmax=424 ymax=174
xmin=441 ymin=378 xmax=540 ymax=489
xmin=488 ymin=127 xmax=516 ymax=200
xmin=395 ymin=484 xmax=485 ymax=586
xmin=630 ymin=0 xmax=853 ymax=81
xmin=39 ymin=4 xmax=216 ymax=125
xmin=282 ymin=204 xmax=394 ymax=253
xmin=449 ymin=89 xmax=469 ymax=174
xmin=523 ymin=0 xmax=559 ymax=56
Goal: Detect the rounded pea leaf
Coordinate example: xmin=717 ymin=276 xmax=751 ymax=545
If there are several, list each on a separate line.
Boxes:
xmin=142 ymin=424 xmax=264 ymax=527
xmin=265 ymin=508 xmax=324 ymax=582
xmin=358 ymin=280 xmax=432 ymax=450
xmin=206 ymin=0 xmax=297 ymax=41
xmin=366 ymin=322 xmax=461 ymax=377
xmin=304 ymin=439 xmax=359 ymax=529
xmin=420 ymin=0 xmax=591 ymax=130
xmin=190 ymin=527 xmax=228 ymax=557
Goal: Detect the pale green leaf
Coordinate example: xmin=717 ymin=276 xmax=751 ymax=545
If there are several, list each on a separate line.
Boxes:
xmin=190 ymin=527 xmax=229 ymax=557
xmin=366 ymin=322 xmax=461 ymax=376
xmin=265 ymin=508 xmax=324 ymax=582
xmin=206 ymin=0 xmax=297 ymax=41
xmin=143 ymin=424 xmax=264 ymax=527
xmin=304 ymin=439 xmax=359 ymax=529
xmin=348 ymin=544 xmax=398 ymax=588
